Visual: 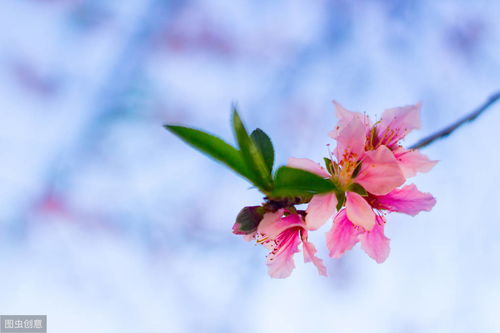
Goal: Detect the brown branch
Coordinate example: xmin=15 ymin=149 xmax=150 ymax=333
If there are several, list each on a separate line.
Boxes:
xmin=409 ymin=91 xmax=500 ymax=150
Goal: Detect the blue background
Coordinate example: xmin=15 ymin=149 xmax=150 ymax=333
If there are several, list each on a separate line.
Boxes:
xmin=1 ymin=0 xmax=499 ymax=332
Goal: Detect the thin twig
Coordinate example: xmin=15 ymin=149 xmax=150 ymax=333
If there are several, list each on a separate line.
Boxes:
xmin=409 ymin=91 xmax=500 ymax=150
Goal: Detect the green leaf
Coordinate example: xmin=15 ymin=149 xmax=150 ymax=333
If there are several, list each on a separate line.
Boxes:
xmin=232 ymin=109 xmax=273 ymax=191
xmin=348 ymin=183 xmax=368 ymax=196
xmin=323 ymin=157 xmax=334 ymax=175
xmin=336 ymin=192 xmax=346 ymax=211
xmin=271 ymin=166 xmax=337 ymax=197
xmin=165 ymin=125 xmax=252 ymax=180
xmin=251 ymin=128 xmax=274 ymax=172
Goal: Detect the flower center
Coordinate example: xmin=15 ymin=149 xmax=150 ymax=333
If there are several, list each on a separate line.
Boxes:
xmin=329 ymin=154 xmax=361 ymax=191
xmin=366 ymin=125 xmax=400 ymax=150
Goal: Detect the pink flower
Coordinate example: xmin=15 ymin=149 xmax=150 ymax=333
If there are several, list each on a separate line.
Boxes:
xmin=331 ymin=101 xmax=438 ymax=178
xmin=291 ymin=101 xmax=437 ymax=264
xmin=331 ymin=108 xmax=407 ymax=197
xmin=326 ymin=210 xmax=389 ymax=263
xmin=326 ymin=184 xmax=436 ymax=263
xmin=288 ymin=114 xmax=406 ymax=231
xmin=233 ymin=100 xmax=437 ymax=277
xmin=255 ymin=209 xmax=327 ymax=278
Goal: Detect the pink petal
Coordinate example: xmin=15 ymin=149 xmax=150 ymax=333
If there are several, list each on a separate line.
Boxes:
xmin=301 ymin=230 xmax=327 ymax=276
xmin=329 ymin=101 xmax=370 ymax=140
xmin=305 ymin=193 xmax=338 ymax=230
xmin=356 ymin=145 xmax=406 ymax=195
xmin=374 ymin=184 xmax=436 ymax=216
xmin=376 ymin=103 xmax=421 ymax=145
xmin=256 ymin=209 xmax=285 ymax=239
xmin=287 ymin=157 xmax=330 ymax=178
xmin=326 ymin=209 xmax=361 ymax=258
xmin=334 ymin=116 xmax=368 ymax=161
xmin=359 ymin=216 xmax=390 ymax=263
xmin=257 ymin=210 xmax=303 ymax=240
xmin=393 ymin=147 xmax=438 ymax=178
xmin=281 ymin=213 xmax=306 ymax=226
xmin=266 ymin=228 xmax=302 ymax=278
xmin=334 ymin=100 xmax=357 ymax=122
xmin=346 ymin=192 xmax=376 ymax=230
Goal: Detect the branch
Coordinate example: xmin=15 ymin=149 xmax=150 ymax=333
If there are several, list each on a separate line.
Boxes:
xmin=409 ymin=91 xmax=500 ymax=150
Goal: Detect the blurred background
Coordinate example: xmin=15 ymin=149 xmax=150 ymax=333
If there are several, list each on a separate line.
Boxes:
xmin=1 ymin=0 xmax=499 ymax=332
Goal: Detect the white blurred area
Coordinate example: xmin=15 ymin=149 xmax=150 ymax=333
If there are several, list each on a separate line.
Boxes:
xmin=1 ymin=0 xmax=500 ymax=332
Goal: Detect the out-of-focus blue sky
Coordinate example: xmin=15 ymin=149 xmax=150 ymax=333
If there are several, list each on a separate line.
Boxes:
xmin=1 ymin=0 xmax=499 ymax=332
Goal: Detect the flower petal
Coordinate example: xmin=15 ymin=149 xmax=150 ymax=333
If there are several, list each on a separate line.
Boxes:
xmin=287 ymin=157 xmax=330 ymax=178
xmin=393 ymin=147 xmax=438 ymax=178
xmin=376 ymin=103 xmax=421 ymax=146
xmin=346 ymin=192 xmax=376 ymax=230
xmin=305 ymin=193 xmax=338 ymax=230
xmin=334 ymin=117 xmax=367 ymax=162
xmin=329 ymin=101 xmax=370 ymax=140
xmin=356 ymin=145 xmax=406 ymax=195
xmin=359 ymin=216 xmax=390 ymax=263
xmin=373 ymin=184 xmax=436 ymax=216
xmin=257 ymin=210 xmax=303 ymax=240
xmin=301 ymin=230 xmax=327 ymax=276
xmin=266 ymin=228 xmax=302 ymax=278
xmin=326 ymin=209 xmax=361 ymax=258
xmin=256 ymin=209 xmax=285 ymax=239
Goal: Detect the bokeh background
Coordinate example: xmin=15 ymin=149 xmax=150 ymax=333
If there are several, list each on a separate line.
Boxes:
xmin=1 ymin=0 xmax=500 ymax=332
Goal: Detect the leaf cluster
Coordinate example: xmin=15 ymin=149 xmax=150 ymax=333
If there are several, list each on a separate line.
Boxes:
xmin=165 ymin=107 xmax=337 ymax=199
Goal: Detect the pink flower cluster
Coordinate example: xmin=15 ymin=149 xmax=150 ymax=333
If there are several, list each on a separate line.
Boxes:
xmin=235 ymin=102 xmax=437 ymax=278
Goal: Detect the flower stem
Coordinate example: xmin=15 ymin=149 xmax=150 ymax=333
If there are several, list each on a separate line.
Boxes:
xmin=410 ymin=91 xmax=500 ymax=149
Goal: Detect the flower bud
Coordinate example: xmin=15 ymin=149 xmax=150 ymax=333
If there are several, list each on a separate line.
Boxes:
xmin=232 ymin=206 xmax=265 ymax=235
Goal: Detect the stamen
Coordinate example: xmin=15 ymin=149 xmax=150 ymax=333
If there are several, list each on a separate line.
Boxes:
xmin=257 ymin=236 xmax=269 ymax=244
